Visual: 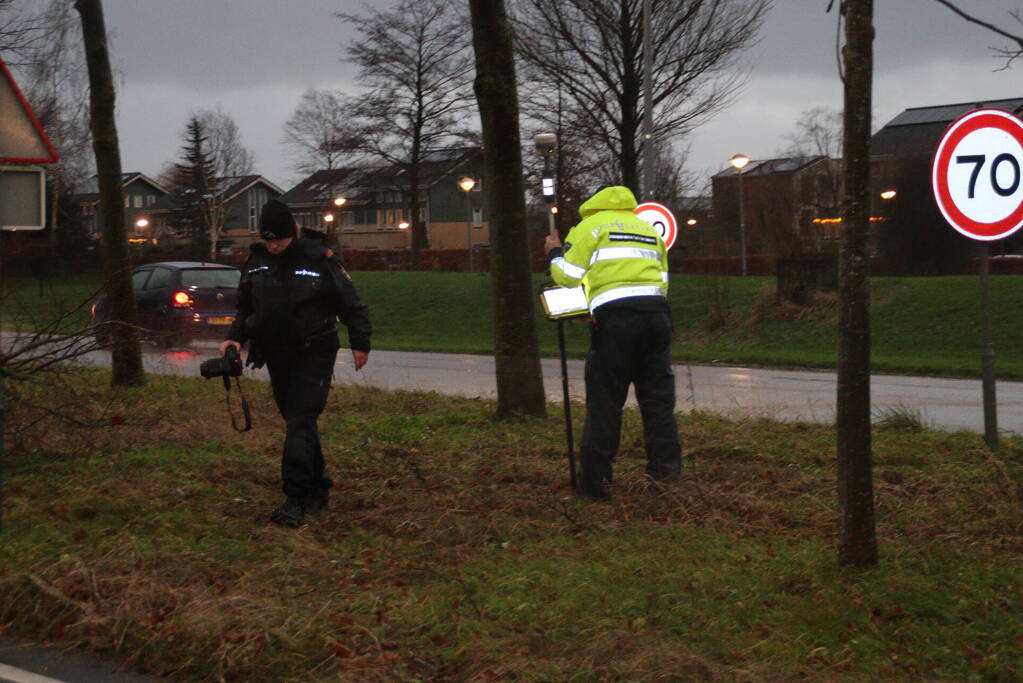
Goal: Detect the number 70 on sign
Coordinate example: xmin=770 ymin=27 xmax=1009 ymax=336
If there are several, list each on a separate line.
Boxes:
xmin=932 ymin=108 xmax=1023 ymax=242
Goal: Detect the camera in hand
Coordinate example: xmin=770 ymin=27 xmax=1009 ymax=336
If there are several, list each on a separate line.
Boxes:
xmin=200 ymin=345 xmax=243 ymax=381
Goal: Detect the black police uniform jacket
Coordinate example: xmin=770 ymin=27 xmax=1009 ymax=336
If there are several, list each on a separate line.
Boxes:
xmin=226 ymin=238 xmax=371 ymax=353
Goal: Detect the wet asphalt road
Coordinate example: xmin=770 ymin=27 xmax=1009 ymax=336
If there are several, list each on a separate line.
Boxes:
xmin=73 ymin=342 xmax=1023 ymax=435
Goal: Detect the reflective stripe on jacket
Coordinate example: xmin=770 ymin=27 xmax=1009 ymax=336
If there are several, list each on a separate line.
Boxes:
xmin=549 ymin=186 xmax=669 ymax=312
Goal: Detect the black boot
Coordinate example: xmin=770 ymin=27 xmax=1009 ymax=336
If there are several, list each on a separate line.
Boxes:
xmin=304 ymin=487 xmax=329 ymax=515
xmin=270 ymin=496 xmax=306 ymax=528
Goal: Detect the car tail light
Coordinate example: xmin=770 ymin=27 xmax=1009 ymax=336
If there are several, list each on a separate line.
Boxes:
xmin=90 ymin=302 xmax=96 ymax=317
xmin=172 ymin=291 xmax=192 ymax=307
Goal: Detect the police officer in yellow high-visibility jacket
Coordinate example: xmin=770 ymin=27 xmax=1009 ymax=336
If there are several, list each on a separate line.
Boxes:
xmin=545 ymin=186 xmax=681 ymax=499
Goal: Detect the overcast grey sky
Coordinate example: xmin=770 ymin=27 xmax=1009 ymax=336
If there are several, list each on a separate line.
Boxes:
xmin=96 ymin=0 xmax=1023 ymax=192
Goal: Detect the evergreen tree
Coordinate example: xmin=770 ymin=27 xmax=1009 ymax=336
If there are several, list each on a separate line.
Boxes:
xmin=170 ymin=116 xmax=219 ymax=258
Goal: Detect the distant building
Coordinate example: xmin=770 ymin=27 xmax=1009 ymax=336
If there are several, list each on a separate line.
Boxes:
xmin=871 ymin=97 xmax=1023 ymax=160
xmin=147 ymin=175 xmax=283 ymax=252
xmin=279 ymin=146 xmax=488 ymax=250
xmin=869 ymin=97 xmax=1023 ymax=273
xmin=71 ymin=173 xmax=167 ymax=241
xmin=711 ymin=156 xmax=840 ymax=257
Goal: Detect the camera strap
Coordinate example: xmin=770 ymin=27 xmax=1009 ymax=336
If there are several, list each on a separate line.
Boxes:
xmin=222 ymin=375 xmax=252 ymax=432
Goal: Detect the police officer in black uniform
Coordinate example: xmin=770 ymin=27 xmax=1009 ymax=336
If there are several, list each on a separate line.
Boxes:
xmin=219 ymin=199 xmax=372 ymax=528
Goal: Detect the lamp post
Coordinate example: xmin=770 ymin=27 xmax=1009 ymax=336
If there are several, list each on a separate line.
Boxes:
xmin=729 ymin=153 xmax=751 ymax=276
xmin=459 ymin=176 xmax=476 ymax=273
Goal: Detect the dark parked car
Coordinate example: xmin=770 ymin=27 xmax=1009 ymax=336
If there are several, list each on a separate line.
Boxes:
xmin=92 ymin=262 xmax=240 ymax=347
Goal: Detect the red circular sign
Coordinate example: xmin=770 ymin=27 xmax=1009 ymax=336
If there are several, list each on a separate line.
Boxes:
xmin=634 ymin=202 xmax=678 ymax=249
xmin=931 ymin=108 xmax=1023 ymax=241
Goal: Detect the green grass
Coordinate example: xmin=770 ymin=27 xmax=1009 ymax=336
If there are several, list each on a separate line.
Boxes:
xmin=2 ymin=370 xmax=1022 ymax=680
xmin=6 ymin=270 xmax=1023 ymax=377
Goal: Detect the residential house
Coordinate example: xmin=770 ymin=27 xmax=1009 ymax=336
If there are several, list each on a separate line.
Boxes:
xmin=72 ymin=172 xmax=167 ymax=241
xmin=147 ymin=175 xmax=284 ymax=253
xmin=279 ymin=146 xmax=488 ymax=250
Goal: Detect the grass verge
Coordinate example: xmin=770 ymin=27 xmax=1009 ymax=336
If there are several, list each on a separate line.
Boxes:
xmin=1 ymin=369 xmax=1021 ymax=680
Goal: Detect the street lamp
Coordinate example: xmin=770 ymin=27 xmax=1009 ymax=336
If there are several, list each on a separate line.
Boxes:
xmin=323 ymin=213 xmax=335 ymax=226
xmin=729 ymin=153 xmax=751 ymax=276
xmin=333 ymin=196 xmax=347 ymax=207
xmin=880 ymin=189 xmax=897 ymax=200
xmin=459 ymin=176 xmax=476 ymax=273
xmin=686 ymin=218 xmax=697 ymax=226
xmin=135 ymin=217 xmax=149 ymax=229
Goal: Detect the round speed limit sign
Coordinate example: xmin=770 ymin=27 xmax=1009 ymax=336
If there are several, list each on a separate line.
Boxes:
xmin=634 ymin=201 xmax=678 ymax=249
xmin=932 ymin=108 xmax=1023 ymax=241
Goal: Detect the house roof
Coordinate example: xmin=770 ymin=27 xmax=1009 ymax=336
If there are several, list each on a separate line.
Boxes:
xmin=711 ymin=156 xmax=826 ymax=179
xmin=148 ymin=175 xmax=282 ymax=213
xmin=280 ymin=146 xmax=484 ymax=206
xmin=74 ymin=172 xmax=168 ymax=201
xmin=871 ymin=97 xmax=1023 ymax=157
xmin=279 ymin=167 xmax=375 ymax=206
xmin=218 ymin=175 xmax=284 ymax=202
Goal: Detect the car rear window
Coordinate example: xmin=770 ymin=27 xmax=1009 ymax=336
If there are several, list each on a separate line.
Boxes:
xmin=180 ymin=268 xmax=240 ymax=289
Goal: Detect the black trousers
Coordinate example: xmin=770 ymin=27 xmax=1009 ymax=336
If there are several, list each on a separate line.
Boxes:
xmin=265 ymin=344 xmax=338 ymax=498
xmin=579 ymin=306 xmax=681 ymax=495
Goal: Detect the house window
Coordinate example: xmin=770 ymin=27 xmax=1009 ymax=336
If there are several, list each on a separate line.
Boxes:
xmin=146 ymin=195 xmax=156 ymax=207
xmin=376 ymin=209 xmax=384 ymax=225
xmin=341 ymin=211 xmax=354 ymax=227
xmin=248 ymin=187 xmax=269 ymax=232
xmin=124 ymin=196 xmax=129 ymax=207
xmin=133 ymin=195 xmax=143 ymax=208
xmin=386 ymin=209 xmax=394 ymax=225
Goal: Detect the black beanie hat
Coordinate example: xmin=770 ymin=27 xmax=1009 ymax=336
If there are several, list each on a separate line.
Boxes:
xmin=258 ymin=199 xmax=297 ymax=240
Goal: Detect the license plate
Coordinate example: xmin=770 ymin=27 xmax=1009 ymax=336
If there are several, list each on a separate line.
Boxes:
xmin=207 ymin=316 xmax=235 ymax=325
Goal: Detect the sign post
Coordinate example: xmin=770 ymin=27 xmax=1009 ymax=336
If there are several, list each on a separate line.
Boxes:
xmin=931 ymin=107 xmax=1023 ymax=449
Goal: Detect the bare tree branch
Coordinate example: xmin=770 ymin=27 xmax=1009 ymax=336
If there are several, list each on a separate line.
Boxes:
xmin=930 ymin=0 xmax=1023 ymax=68
xmin=513 ymin=0 xmax=771 ymax=195
xmin=338 ymin=0 xmax=476 ymax=259
xmin=281 ymin=88 xmax=362 ymax=177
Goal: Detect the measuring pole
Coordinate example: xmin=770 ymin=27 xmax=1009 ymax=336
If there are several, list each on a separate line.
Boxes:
xmin=979 ymin=245 xmax=998 ymax=449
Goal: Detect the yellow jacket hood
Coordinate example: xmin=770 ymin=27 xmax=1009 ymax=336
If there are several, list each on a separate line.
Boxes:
xmin=579 ymin=186 xmax=638 ymax=218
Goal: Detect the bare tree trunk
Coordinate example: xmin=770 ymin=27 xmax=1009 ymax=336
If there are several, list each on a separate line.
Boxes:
xmin=837 ymin=0 xmax=877 ymax=568
xmin=75 ymin=0 xmax=143 ymax=387
xmin=469 ymin=0 xmax=546 ymax=419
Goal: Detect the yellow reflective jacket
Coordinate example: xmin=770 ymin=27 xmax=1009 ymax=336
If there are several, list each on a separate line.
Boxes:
xmin=549 ymin=186 xmax=669 ymax=311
